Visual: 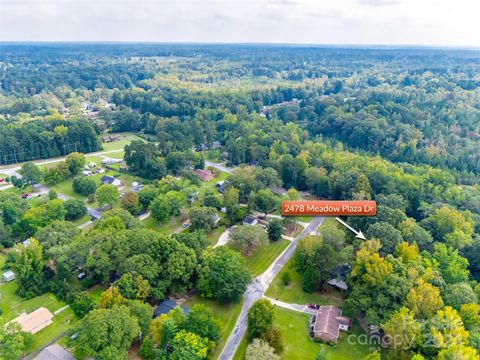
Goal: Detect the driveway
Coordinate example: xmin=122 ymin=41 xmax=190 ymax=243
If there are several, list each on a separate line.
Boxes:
xmin=218 ymin=216 xmax=324 ymax=360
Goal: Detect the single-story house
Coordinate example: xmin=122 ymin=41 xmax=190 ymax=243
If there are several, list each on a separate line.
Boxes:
xmin=2 ymin=270 xmax=16 ymax=282
xmin=212 ymin=141 xmax=221 ymax=149
xmin=101 ymin=135 xmax=122 ymax=143
xmin=194 ymin=169 xmax=214 ymax=182
xmin=243 ymin=215 xmax=258 ymax=226
xmin=101 ymin=175 xmax=123 ymax=188
xmin=33 ymin=344 xmax=75 ymax=360
xmin=154 ymin=299 xmax=189 ymax=318
xmin=8 ymin=307 xmax=54 ymax=334
xmin=247 ymin=160 xmax=259 ymax=167
xmin=310 ymin=305 xmax=350 ymax=344
xmin=215 ymin=180 xmax=230 ymax=193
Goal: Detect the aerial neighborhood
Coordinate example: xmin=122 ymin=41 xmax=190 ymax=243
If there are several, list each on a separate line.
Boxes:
xmin=1 ymin=42 xmax=480 ymax=360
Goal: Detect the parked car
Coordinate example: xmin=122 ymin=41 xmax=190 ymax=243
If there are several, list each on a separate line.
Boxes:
xmin=308 ymin=303 xmax=320 ymax=310
xmin=0 ymin=178 xmax=5 ymax=183
xmin=20 ymin=193 xmax=30 ymax=199
xmin=182 ymin=223 xmax=190 ymax=228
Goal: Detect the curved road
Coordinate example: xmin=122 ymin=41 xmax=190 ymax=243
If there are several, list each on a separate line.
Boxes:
xmin=219 ymin=216 xmax=324 ymax=360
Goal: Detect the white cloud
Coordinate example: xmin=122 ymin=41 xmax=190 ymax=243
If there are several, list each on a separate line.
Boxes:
xmin=0 ymin=0 xmax=478 ymax=47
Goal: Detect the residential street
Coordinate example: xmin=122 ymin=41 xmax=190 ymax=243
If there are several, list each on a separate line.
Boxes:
xmin=0 ymin=148 xmax=124 ymax=178
xmin=218 ymin=216 xmax=324 ymax=360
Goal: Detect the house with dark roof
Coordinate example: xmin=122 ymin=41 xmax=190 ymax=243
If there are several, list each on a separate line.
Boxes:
xmin=101 ymin=175 xmax=123 ymax=188
xmin=154 ymin=299 xmax=189 ymax=318
xmin=309 ymin=305 xmax=350 ymax=344
xmin=242 ymin=215 xmax=258 ymax=226
xmin=33 ymin=344 xmax=75 ymax=360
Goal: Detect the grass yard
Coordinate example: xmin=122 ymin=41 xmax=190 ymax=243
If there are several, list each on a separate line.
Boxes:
xmin=0 ymin=273 xmax=77 ymax=355
xmin=25 ymin=307 xmax=76 ymax=354
xmin=184 ymin=295 xmax=243 ymax=360
xmin=206 ymin=225 xmax=226 ymax=246
xmin=265 ymin=217 xmax=345 ymax=306
xmin=242 ymin=239 xmax=290 ymax=277
xmin=70 ymin=213 xmax=90 ymax=225
xmin=27 ymin=193 xmax=49 ymax=207
xmin=107 ymin=151 xmax=125 ymax=159
xmin=142 ymin=214 xmax=184 ymax=234
xmin=234 ymin=308 xmax=374 ymax=360
xmin=100 ymin=133 xmax=143 ymax=152
xmin=265 ymin=257 xmax=345 ymax=307
xmin=50 ymin=179 xmax=86 ymax=200
xmin=199 ymin=170 xmax=229 ymax=195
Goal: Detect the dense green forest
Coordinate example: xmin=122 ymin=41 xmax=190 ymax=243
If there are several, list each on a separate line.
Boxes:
xmin=1 ymin=44 xmax=480 ymax=360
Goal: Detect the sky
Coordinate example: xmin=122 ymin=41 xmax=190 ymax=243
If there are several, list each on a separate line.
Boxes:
xmin=0 ymin=0 xmax=479 ymax=47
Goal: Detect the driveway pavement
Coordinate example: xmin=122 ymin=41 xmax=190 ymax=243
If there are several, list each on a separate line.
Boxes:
xmin=218 ymin=216 xmax=324 ymax=360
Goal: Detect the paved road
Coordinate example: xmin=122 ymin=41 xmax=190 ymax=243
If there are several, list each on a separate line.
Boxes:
xmin=218 ymin=216 xmax=324 ymax=360
xmin=205 ymin=161 xmax=234 ymax=174
xmin=0 ymin=149 xmax=124 ymax=177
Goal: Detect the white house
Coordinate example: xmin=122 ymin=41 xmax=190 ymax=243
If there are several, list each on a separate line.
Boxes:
xmin=2 ymin=270 xmax=16 ymax=282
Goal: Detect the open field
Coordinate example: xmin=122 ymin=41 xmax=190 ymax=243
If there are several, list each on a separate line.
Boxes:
xmin=185 ymin=295 xmax=243 ymax=360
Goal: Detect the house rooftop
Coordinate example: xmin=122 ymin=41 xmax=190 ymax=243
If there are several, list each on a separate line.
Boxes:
xmin=154 ymin=299 xmax=189 ymax=318
xmin=33 ymin=344 xmax=75 ymax=360
xmin=8 ymin=307 xmax=54 ymax=334
xmin=313 ymin=305 xmax=350 ymax=343
xmin=243 ymin=215 xmax=257 ymax=225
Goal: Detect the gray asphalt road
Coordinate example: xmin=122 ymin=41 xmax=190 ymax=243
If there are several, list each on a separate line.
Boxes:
xmin=218 ymin=216 xmax=324 ymax=360
xmin=205 ymin=160 xmax=234 ymax=174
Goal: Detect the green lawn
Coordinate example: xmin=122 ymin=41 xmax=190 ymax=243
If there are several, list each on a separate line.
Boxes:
xmin=0 ymin=273 xmax=77 ymax=355
xmin=234 ymin=308 xmax=375 ymax=360
xmin=199 ymin=170 xmax=229 ymax=195
xmin=206 ymin=225 xmax=226 ymax=246
xmin=107 ymin=151 xmax=125 ymax=159
xmin=100 ymin=133 xmax=143 ymax=152
xmin=265 ymin=258 xmax=345 ymax=307
xmin=266 ymin=217 xmax=345 ymax=307
xmin=185 ymin=295 xmax=243 ymax=360
xmin=142 ymin=215 xmax=184 ymax=234
xmin=242 ymin=239 xmax=290 ymax=277
xmin=50 ymin=179 xmax=86 ymax=200
xmin=70 ymin=213 xmax=90 ymax=225
xmin=27 ymin=193 xmax=49 ymax=207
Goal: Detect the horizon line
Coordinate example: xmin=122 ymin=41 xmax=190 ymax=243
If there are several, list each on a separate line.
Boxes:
xmin=1 ymin=41 xmax=479 ymax=51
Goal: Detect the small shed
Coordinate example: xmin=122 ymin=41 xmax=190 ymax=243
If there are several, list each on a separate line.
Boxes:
xmin=2 ymin=270 xmax=16 ymax=282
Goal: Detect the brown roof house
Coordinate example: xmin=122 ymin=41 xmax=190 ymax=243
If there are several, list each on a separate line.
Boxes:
xmin=310 ymin=305 xmax=350 ymax=344
xmin=194 ymin=169 xmax=214 ymax=182
xmin=8 ymin=307 xmax=54 ymax=334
